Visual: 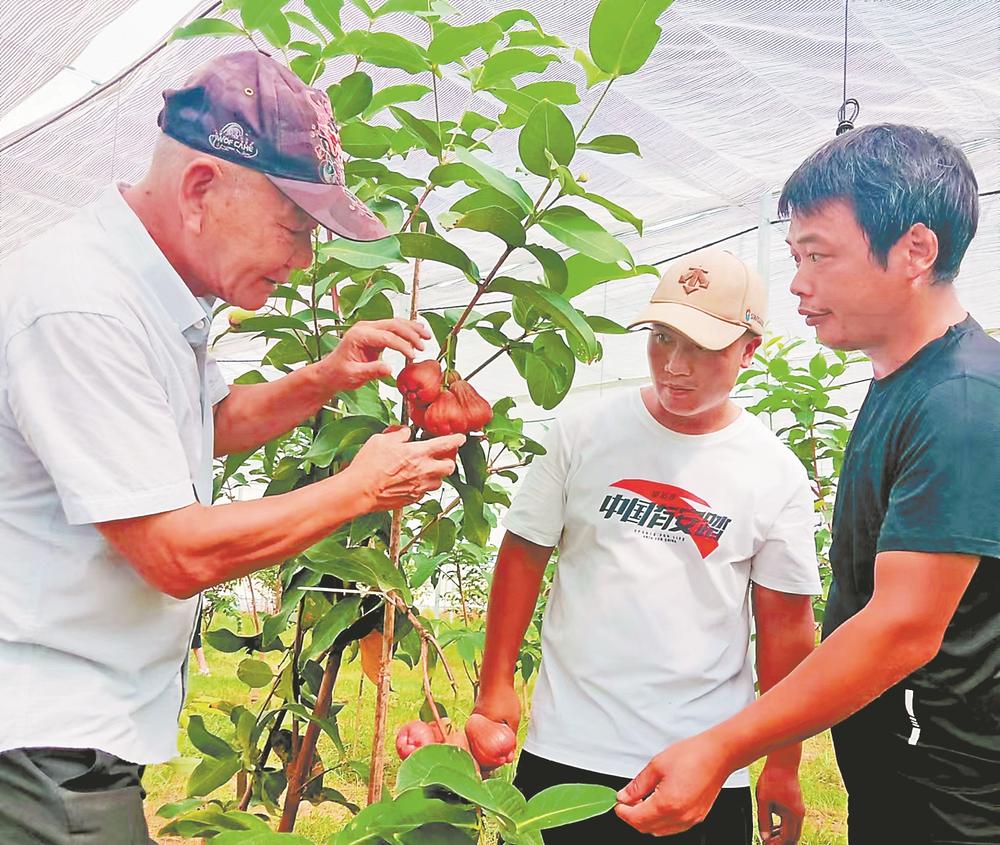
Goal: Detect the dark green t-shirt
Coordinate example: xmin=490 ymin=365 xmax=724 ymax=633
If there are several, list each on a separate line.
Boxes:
xmin=825 ymin=316 xmax=1000 ymax=762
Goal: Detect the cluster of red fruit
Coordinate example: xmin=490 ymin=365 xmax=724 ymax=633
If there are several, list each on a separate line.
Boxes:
xmin=395 ymin=360 xmax=493 ymax=435
xmin=395 ymin=715 xmax=517 ymax=771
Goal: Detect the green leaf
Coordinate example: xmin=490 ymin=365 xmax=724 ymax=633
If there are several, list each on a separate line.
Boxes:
xmin=374 ymin=0 xmax=456 ymax=17
xmin=236 ymin=658 xmax=273 ymax=689
xmin=320 ymin=235 xmax=403 ymax=269
xmin=454 ymin=147 xmax=532 ymax=215
xmin=286 ymin=11 xmax=327 ymax=41
xmin=302 ymin=596 xmax=362 ymax=661
xmin=491 ymin=9 xmax=542 ymax=32
xmin=507 ymin=30 xmax=567 ymax=49
xmin=363 ymin=84 xmax=431 ymax=118
xmin=348 ymin=0 xmax=375 ymax=17
xmin=538 ymin=206 xmax=632 ymax=266
xmin=492 ymin=81 xmax=579 ymax=128
xmin=451 ymin=187 xmax=525 ymax=219
xmin=460 ymin=111 xmax=499 ymax=136
xmin=170 ymin=19 xmax=246 ymax=41
xmin=204 ymin=628 xmax=254 ymax=654
xmin=388 ymin=106 xmax=442 ymax=157
xmin=524 ymin=334 xmax=575 ymax=408
xmin=580 ymin=190 xmax=643 ymax=235
xmin=573 ymin=47 xmax=613 ymax=88
xmin=214 ymin=830 xmax=313 ymax=845
xmin=187 ymin=754 xmax=241 ymax=797
xmin=516 ymin=783 xmax=618 ymax=831
xmin=305 ymin=0 xmax=344 ymax=35
xmin=259 ymin=12 xmax=292 ymax=47
xmin=339 ymin=121 xmax=392 ymax=158
xmin=304 ymin=415 xmax=385 ymax=467
xmin=454 ymin=206 xmax=526 ymax=246
xmin=589 ymin=0 xmax=673 ymax=77
xmin=474 ymin=48 xmax=560 ymax=90
xmin=446 ymin=476 xmax=490 ymax=546
xmin=524 ymin=244 xmax=568 ymax=293
xmin=518 ymin=100 xmax=576 ymax=176
xmin=396 ymin=744 xmax=479 ymax=793
xmin=585 ymin=314 xmax=629 ymax=334
xmin=428 ymin=22 xmax=504 ymax=65
xmin=327 ymin=30 xmax=430 ymax=73
xmin=330 ymin=71 xmax=372 ymax=121
xmin=809 ymin=353 xmax=829 ymax=379
xmin=187 ymin=715 xmax=236 ymax=759
xmin=483 ymin=778 xmax=528 ymax=821
xmin=396 ymin=232 xmax=480 ymax=281
xmin=489 ymin=277 xmax=600 ymax=362
xmin=333 ymin=791 xmax=476 ymax=845
xmin=304 ymin=545 xmax=410 ymax=602
xmin=564 ymin=253 xmax=657 ymax=299
xmin=242 ymin=0 xmax=289 ymax=29
xmin=579 ymin=134 xmax=641 ymax=156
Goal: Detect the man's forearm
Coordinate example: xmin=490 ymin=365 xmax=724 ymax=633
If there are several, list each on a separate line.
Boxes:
xmin=213 ymin=360 xmax=339 ymax=456
xmin=478 ymin=533 xmax=552 ymax=696
xmin=102 ymin=465 xmax=371 ymax=599
xmin=713 ymin=603 xmax=934 ymax=772
xmin=753 ymin=587 xmax=816 ymax=767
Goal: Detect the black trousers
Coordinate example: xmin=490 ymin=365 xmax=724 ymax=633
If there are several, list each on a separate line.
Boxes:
xmin=512 ymin=750 xmax=753 ymax=844
xmin=0 ymin=748 xmax=154 ymax=845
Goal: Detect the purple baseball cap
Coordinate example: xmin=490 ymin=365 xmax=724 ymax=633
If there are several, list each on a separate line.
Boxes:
xmin=158 ymin=50 xmax=388 ymax=241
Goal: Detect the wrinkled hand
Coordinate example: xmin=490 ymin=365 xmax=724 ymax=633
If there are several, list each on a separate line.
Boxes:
xmin=615 ymin=733 xmax=731 ymax=836
xmin=466 ymin=685 xmax=519 ymax=772
xmin=346 ymin=427 xmax=464 ymax=511
xmin=322 ymin=319 xmax=430 ymax=392
xmin=755 ymin=760 xmax=805 ymax=844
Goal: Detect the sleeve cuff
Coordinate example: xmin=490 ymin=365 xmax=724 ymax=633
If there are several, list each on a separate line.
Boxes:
xmin=62 ymin=482 xmax=198 ymax=525
xmin=501 ymin=515 xmax=561 ymax=549
xmin=750 ymin=572 xmax=823 ymax=596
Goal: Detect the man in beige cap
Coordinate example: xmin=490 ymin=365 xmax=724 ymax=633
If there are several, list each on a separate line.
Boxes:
xmin=465 ymin=247 xmax=821 ymax=844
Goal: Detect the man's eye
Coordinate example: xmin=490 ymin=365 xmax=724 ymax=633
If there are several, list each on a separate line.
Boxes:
xmin=808 ymin=253 xmax=822 ymax=263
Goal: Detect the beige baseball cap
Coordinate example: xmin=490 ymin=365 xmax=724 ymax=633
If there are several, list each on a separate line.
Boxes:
xmin=628 ymin=247 xmax=767 ymax=349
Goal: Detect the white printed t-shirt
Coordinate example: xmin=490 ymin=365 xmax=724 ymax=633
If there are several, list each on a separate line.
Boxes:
xmin=503 ymin=390 xmax=821 ymax=787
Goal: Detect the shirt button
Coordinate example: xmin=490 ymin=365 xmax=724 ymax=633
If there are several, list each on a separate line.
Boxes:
xmin=195 ymin=319 xmax=207 ymax=330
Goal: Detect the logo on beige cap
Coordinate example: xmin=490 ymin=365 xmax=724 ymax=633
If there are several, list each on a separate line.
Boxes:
xmin=678 ymin=266 xmax=710 ymax=295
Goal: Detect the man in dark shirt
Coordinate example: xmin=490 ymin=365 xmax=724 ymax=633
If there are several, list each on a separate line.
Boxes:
xmin=613 ymin=124 xmax=999 ymax=845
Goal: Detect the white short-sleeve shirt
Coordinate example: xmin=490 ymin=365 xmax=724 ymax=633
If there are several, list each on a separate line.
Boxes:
xmin=503 ymin=390 xmax=821 ymax=786
xmin=0 ymin=185 xmax=230 ymax=764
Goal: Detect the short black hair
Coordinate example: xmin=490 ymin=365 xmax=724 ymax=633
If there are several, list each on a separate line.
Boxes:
xmin=778 ymin=124 xmax=979 ymax=283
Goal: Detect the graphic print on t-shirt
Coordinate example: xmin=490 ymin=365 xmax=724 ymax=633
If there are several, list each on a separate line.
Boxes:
xmin=598 ymin=478 xmax=732 ymax=558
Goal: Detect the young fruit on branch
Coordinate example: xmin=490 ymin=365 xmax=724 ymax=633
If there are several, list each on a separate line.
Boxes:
xmin=396 ymin=360 xmax=443 ymax=406
xmin=422 ymin=379 xmax=493 ymax=436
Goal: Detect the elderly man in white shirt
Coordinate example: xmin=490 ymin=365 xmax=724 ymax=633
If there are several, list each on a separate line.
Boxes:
xmin=0 ymin=51 xmax=463 ymax=845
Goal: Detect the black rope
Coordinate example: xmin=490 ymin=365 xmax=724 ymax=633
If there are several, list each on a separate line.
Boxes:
xmin=836 ymin=0 xmax=859 ymax=136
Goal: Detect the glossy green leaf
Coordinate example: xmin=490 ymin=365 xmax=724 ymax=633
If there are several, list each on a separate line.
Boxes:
xmin=516 ymin=783 xmax=618 ymax=831
xmin=304 ymin=0 xmax=344 ymax=35
xmin=242 ymin=0 xmax=288 ymax=29
xmin=451 ymin=187 xmax=525 ymax=218
xmin=523 ymin=244 xmax=568 ymax=293
xmin=187 ymin=754 xmax=242 ymax=798
xmin=187 ymin=715 xmax=235 ymax=759
xmin=330 ymin=71 xmax=373 ymax=121
xmin=236 ymin=658 xmax=273 ymax=689
xmin=491 ymin=81 xmax=579 ymax=128
xmin=564 ymin=253 xmax=657 ymax=299
xmin=363 ymin=83 xmax=431 ymax=118
xmin=589 ymin=0 xmax=673 ymax=77
xmin=319 ymin=235 xmax=403 ymax=269
xmin=397 ymin=232 xmax=481 ymax=281
xmin=304 ymin=544 xmax=411 ymax=601
xmin=339 ymin=121 xmax=392 ymax=158
xmin=447 ymin=476 xmax=490 ymax=546
xmin=348 ymin=0 xmax=375 ymax=17
xmin=474 ymin=48 xmax=560 ymax=90
xmin=170 ymin=19 xmax=245 ymax=41
xmin=396 ymin=744 xmax=479 ymax=793
xmin=259 ymin=12 xmax=291 ymax=47
xmin=302 ymin=596 xmax=362 ymax=661
xmin=585 ymin=314 xmax=629 ymax=334
xmin=428 ymin=22 xmax=504 ymax=64
xmin=326 ymin=30 xmax=430 ymax=73
xmin=489 ymin=277 xmax=600 ymax=362
xmin=454 ymin=206 xmax=526 ymax=246
xmin=374 ymin=0 xmax=456 ymax=17
xmin=333 ymin=791 xmax=477 ymax=845
xmin=304 ymin=414 xmax=385 ymax=466
xmin=454 ymin=147 xmax=532 ymax=214
xmin=579 ymin=134 xmax=641 ymax=156
xmin=286 ymin=11 xmax=327 ymax=41
xmin=518 ymin=100 xmax=575 ymax=176
xmin=537 ymin=206 xmax=632 ymax=265
xmin=580 ymin=190 xmax=643 ymax=235
xmin=573 ymin=47 xmax=613 ymax=88
xmin=213 ymin=830 xmax=313 ymax=845
xmin=524 ymin=334 xmax=575 ymax=407
xmin=507 ymin=30 xmax=567 ymax=49
xmin=491 ymin=9 xmax=542 ymax=32
xmin=389 ymin=106 xmax=442 ymax=157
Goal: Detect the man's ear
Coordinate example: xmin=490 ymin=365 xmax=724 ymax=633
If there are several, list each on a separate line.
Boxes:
xmin=739 ymin=334 xmax=763 ymax=368
xmin=177 ymin=157 xmax=225 ymax=236
xmin=896 ymin=222 xmax=939 ymax=285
